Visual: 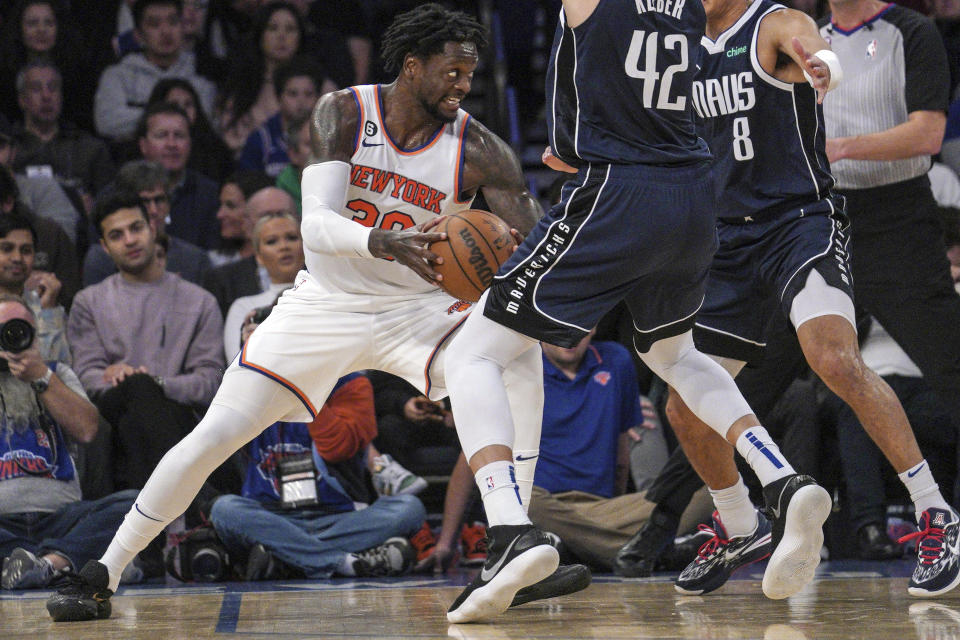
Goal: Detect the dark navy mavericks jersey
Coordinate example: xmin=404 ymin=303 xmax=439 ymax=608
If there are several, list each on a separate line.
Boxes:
xmin=546 ymin=0 xmax=711 ymax=167
xmin=693 ymin=0 xmax=833 ymax=218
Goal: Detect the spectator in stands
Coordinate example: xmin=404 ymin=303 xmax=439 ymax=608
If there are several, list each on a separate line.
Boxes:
xmin=135 ymin=102 xmax=220 ymax=250
xmin=203 ymin=186 xmax=294 ymax=316
xmin=222 ymin=211 xmax=303 ymax=361
xmin=209 ymin=371 xmax=423 ymax=581
xmin=114 ymin=0 xmax=213 ymax=67
xmin=0 ymin=213 xmax=70 ymax=364
xmin=0 ymin=0 xmax=95 ymax=133
xmin=0 ymin=166 xmax=80 ymax=309
xmin=528 ymin=331 xmax=688 ymax=572
xmin=12 ymin=60 xmax=116 ymax=218
xmin=83 ymin=160 xmax=212 ymax=286
xmin=215 ymin=1 xmax=307 ymax=155
xmin=210 ymin=170 xmax=275 ymax=268
xmin=0 ymin=294 xmax=140 ymax=591
xmin=275 ymin=115 xmax=310 ymax=213
xmin=147 ymin=78 xmax=234 ymax=184
xmin=0 ymin=113 xmax=82 ymax=244
xmin=68 ymin=191 xmax=224 ymax=490
xmin=307 ymin=0 xmax=374 ymax=85
xmin=367 ymin=371 xmax=458 ymax=499
xmin=238 ymin=55 xmax=329 ymax=177
xmin=94 ymin=0 xmax=216 ymax=143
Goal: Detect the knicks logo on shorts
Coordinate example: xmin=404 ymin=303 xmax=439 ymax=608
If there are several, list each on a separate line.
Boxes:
xmin=446 ymin=300 xmax=473 ymax=315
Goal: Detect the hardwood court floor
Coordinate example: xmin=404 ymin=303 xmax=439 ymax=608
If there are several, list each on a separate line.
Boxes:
xmin=3 ymin=558 xmax=958 ymax=639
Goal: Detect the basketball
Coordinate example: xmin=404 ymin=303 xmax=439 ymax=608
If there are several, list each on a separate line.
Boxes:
xmin=430 ymin=209 xmax=517 ymax=302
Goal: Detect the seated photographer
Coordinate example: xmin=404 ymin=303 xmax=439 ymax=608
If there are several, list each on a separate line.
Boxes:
xmin=0 ymin=294 xmax=139 ymax=590
xmin=68 ymin=191 xmax=224 ymax=491
xmin=0 ymin=213 xmax=69 ymax=365
xmin=209 ymin=371 xmax=426 ymax=580
xmin=222 ymin=211 xmax=303 ymax=362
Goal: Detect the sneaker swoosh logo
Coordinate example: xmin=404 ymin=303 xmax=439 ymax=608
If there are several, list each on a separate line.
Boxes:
xmin=515 ymin=454 xmax=538 ymax=461
xmin=908 ymin=464 xmax=925 ymax=478
xmin=480 ymin=535 xmax=521 ymax=582
xmin=769 ymin=505 xmax=781 ymax=520
xmin=361 ymin=139 xmax=383 ymax=147
xmin=729 ymin=533 xmax=772 ymax=559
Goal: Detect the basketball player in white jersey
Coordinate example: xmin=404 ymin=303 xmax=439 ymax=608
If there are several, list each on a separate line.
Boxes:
xmin=46 ymin=4 xmax=583 ymax=624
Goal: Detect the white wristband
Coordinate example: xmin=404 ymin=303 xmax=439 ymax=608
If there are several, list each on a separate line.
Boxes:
xmin=802 ymin=49 xmax=843 ymax=92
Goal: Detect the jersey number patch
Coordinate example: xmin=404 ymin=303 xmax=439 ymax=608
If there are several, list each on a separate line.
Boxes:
xmin=624 ymin=30 xmax=688 ymax=111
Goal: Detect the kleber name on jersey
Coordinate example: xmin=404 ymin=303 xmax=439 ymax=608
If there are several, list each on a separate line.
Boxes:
xmin=349 ymin=164 xmax=448 ymax=214
xmin=691 ymin=71 xmax=756 ymax=119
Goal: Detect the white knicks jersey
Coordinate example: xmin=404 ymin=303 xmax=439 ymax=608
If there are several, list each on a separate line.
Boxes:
xmin=304 ymin=84 xmax=474 ymax=297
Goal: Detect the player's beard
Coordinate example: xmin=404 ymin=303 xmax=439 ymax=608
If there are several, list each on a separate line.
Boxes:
xmin=420 ymin=96 xmax=457 ymax=124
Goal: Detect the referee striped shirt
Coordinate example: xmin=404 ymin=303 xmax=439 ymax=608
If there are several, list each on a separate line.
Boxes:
xmin=819 ymin=4 xmax=949 ymax=190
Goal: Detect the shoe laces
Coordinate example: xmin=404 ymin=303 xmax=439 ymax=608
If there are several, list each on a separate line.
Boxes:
xmin=899 ymin=513 xmax=946 ymax=566
xmin=694 ymin=523 xmax=729 ymax=562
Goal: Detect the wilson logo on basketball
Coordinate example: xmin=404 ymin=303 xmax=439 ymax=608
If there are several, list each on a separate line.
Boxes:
xmin=459 ymin=228 xmax=495 ymax=285
xmin=593 ymin=371 xmax=611 ymax=386
xmin=446 ymin=300 xmax=473 ymax=314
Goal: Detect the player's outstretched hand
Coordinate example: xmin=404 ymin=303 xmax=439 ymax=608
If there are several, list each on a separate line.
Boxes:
xmin=792 ymin=37 xmax=829 ymax=104
xmin=368 ymin=226 xmax=447 ymax=285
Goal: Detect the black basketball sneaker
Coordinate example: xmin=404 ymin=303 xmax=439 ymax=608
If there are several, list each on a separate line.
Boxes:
xmin=675 ymin=510 xmax=772 ymax=595
xmin=899 ymin=507 xmax=960 ymax=597
xmin=46 ymin=560 xmax=113 ymax=622
xmin=761 ymin=474 xmax=831 ymax=599
xmin=511 ymin=563 xmax=592 ymax=607
xmin=447 ymin=524 xmax=559 ymax=623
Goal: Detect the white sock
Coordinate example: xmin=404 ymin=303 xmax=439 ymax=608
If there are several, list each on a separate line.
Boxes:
xmin=475 ymin=461 xmax=530 ymax=526
xmin=734 ymin=427 xmax=795 ymax=487
xmin=101 ymin=501 xmax=171 ymax=592
xmin=709 ymin=476 xmax=758 ymax=538
xmin=899 ymin=460 xmax=950 ymax=521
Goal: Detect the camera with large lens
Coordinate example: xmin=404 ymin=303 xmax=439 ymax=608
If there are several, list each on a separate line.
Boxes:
xmin=0 ymin=318 xmax=34 ymax=353
xmin=165 ymin=526 xmax=232 ymax=582
xmin=0 ymin=318 xmax=35 ymax=372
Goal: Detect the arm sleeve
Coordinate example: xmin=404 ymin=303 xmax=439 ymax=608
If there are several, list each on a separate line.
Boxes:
xmin=309 ymin=375 xmax=378 ymax=463
xmin=902 ymin=14 xmax=950 ymax=114
xmin=300 ymin=161 xmax=374 ymax=258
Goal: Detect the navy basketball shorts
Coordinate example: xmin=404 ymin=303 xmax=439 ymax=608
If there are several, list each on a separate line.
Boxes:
xmin=694 ymin=198 xmax=854 ymax=364
xmin=484 ymin=161 xmax=719 ymax=349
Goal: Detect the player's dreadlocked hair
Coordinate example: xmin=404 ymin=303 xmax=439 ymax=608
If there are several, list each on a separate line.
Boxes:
xmin=381 ymin=3 xmax=489 ymax=74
